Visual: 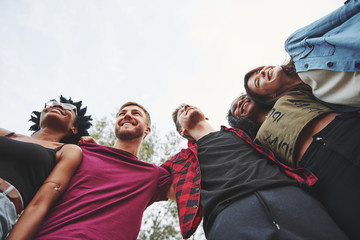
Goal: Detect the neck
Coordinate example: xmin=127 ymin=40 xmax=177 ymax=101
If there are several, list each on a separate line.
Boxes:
xmin=257 ymin=110 xmax=269 ymax=124
xmin=278 ymin=74 xmax=303 ymax=94
xmin=31 ymin=127 xmax=68 ymax=142
xmin=113 ymin=137 xmax=143 ymax=157
xmin=187 ymin=121 xmax=216 ymax=141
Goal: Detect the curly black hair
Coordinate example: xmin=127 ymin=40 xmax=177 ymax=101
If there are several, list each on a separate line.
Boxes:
xmin=29 ymin=95 xmax=92 ymax=144
xmin=226 ymin=109 xmax=260 ymax=139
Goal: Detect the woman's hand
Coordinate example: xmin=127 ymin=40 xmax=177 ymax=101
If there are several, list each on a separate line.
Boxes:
xmin=78 ymin=136 xmax=98 ymax=145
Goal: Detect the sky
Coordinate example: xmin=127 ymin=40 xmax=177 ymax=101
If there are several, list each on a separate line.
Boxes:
xmin=0 ymin=0 xmax=343 ymax=138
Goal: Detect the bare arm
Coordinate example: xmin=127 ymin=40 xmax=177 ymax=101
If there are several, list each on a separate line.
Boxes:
xmin=7 ymin=144 xmax=82 ymax=240
xmin=0 ymin=128 xmax=12 ymax=136
xmin=166 ymin=184 xmax=175 ymax=201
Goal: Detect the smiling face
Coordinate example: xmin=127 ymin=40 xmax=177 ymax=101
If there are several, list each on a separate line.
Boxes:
xmin=176 ymin=104 xmax=206 ymax=137
xmin=230 ymin=94 xmax=271 ymax=124
xmin=39 ymin=102 xmax=77 ymax=134
xmin=246 ymin=65 xmax=292 ymax=97
xmin=231 ymin=95 xmax=257 ymax=118
xmin=115 ymin=105 xmax=150 ymax=140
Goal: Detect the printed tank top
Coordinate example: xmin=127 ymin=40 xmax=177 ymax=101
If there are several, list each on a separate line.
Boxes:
xmin=255 ymin=91 xmax=334 ymax=168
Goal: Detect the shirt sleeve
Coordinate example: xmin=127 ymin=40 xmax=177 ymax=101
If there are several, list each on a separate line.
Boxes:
xmin=152 ymin=166 xmax=172 ymax=202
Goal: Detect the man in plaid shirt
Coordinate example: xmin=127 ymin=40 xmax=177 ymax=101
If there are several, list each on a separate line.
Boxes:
xmin=162 ymin=104 xmax=347 ymax=239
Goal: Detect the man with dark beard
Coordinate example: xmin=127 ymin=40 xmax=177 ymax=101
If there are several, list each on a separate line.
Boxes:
xmin=162 ymin=104 xmax=348 ymax=240
xmin=34 ymin=102 xmax=172 ymax=240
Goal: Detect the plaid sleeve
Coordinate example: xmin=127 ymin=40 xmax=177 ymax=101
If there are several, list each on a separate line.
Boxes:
xmin=161 ymin=148 xmax=204 ymax=239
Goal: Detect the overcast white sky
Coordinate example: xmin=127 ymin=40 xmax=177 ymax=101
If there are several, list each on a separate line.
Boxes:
xmin=0 ymin=0 xmax=343 ymax=137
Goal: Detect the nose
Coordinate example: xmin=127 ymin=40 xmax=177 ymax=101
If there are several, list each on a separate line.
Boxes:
xmin=184 ymin=104 xmax=190 ymax=110
xmin=237 ymin=99 xmax=243 ymax=108
xmin=52 ymin=103 xmax=65 ymax=110
xmin=237 ymin=98 xmax=245 ymax=110
xmin=123 ymin=111 xmax=132 ymax=119
xmin=239 ymin=95 xmax=247 ymax=101
xmin=239 ymin=95 xmax=248 ymax=103
xmin=259 ymin=67 xmax=266 ymax=78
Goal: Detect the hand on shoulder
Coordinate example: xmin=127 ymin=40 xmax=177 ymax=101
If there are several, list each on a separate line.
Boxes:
xmin=78 ymin=136 xmax=98 ymax=145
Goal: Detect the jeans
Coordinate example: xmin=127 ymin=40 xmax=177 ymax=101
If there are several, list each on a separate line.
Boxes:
xmin=0 ymin=193 xmax=18 ymax=240
xmin=208 ymin=186 xmax=348 ymax=240
xmin=300 ymin=112 xmax=360 ymax=239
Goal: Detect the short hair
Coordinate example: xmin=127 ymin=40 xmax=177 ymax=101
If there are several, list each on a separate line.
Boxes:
xmin=118 ymin=102 xmax=151 ymax=127
xmin=172 ymin=104 xmax=193 ymax=139
xmin=226 ymin=109 xmax=260 ymax=139
xmin=172 ymin=104 xmax=185 ymax=133
xmin=29 ymin=95 xmax=92 ymax=144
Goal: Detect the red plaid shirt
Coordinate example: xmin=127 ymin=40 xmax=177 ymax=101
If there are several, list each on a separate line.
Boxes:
xmin=161 ymin=126 xmax=318 ymax=239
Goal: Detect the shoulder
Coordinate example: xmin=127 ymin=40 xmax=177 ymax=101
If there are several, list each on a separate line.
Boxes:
xmin=63 ymin=143 xmax=81 ymax=150
xmin=62 ymin=144 xmax=82 ymax=154
xmin=0 ymin=128 xmax=12 ymax=136
xmin=58 ymin=144 xmax=82 ymax=162
xmin=158 ymin=164 xmax=171 ymax=176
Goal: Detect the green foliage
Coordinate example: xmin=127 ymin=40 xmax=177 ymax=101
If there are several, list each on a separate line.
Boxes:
xmin=138 ymin=127 xmax=158 ymax=163
xmin=89 ymin=116 xmax=116 ymax=147
xmin=138 ymin=201 xmax=181 ymax=240
xmin=140 ymin=127 xmax=185 ymax=165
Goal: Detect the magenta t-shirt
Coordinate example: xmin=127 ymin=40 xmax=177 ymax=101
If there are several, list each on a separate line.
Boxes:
xmin=34 ymin=143 xmax=171 ymax=240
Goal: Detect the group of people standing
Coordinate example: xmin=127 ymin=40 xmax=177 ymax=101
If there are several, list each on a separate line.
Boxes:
xmin=1 ymin=0 xmax=359 ymax=239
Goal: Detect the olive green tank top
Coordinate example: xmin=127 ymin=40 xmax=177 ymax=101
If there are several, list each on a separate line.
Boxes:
xmin=255 ymin=91 xmax=334 ymax=168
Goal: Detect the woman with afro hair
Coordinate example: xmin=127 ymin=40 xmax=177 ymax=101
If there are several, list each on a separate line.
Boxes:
xmin=0 ymin=95 xmax=92 ymax=240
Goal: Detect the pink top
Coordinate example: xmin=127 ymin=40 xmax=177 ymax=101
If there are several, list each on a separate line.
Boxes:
xmin=34 ymin=143 xmax=171 ymax=240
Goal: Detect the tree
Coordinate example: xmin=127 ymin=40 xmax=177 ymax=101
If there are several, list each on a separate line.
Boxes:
xmin=90 ymin=117 xmax=205 ymax=240
xmin=89 ymin=116 xmax=116 ymax=147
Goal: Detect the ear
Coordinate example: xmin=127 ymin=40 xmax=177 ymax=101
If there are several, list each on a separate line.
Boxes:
xmin=144 ymin=127 xmax=151 ymax=136
xmin=142 ymin=127 xmax=151 ymax=139
xmin=269 ymin=93 xmax=277 ymax=99
xmin=179 ymin=128 xmax=188 ymax=137
xmin=71 ymin=127 xmax=79 ymax=135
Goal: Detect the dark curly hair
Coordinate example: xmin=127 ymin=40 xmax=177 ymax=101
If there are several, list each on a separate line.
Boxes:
xmin=29 ymin=95 xmax=92 ymax=144
xmin=226 ymin=109 xmax=260 ymax=139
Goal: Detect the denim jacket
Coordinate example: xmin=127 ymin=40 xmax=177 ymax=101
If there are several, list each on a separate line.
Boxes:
xmin=285 ymin=0 xmax=360 ymax=72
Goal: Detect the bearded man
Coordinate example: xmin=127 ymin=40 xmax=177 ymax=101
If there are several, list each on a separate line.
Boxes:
xmin=34 ymin=102 xmax=173 ymax=240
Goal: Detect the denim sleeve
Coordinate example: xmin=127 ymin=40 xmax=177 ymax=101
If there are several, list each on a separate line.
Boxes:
xmin=285 ymin=0 xmax=360 ymax=72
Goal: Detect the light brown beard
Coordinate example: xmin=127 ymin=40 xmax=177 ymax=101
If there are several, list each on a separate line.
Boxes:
xmin=115 ymin=125 xmax=144 ymax=140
